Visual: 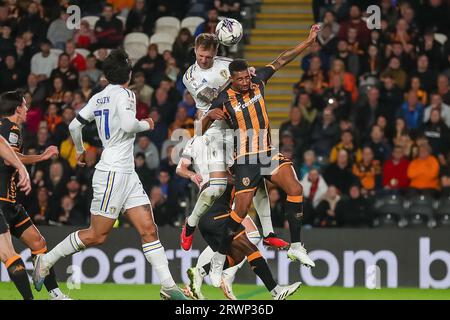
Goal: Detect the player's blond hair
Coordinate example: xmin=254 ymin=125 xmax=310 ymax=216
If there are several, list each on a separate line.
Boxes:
xmin=195 ymin=33 xmax=219 ymax=50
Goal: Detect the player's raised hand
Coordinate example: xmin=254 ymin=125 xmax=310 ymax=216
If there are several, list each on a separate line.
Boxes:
xmin=76 ymin=151 xmax=86 ymax=167
xmin=207 ymin=109 xmax=224 ymax=120
xmin=17 ymin=165 xmax=31 ymax=195
xmin=143 ymin=118 xmax=155 ymax=130
xmin=190 ymin=173 xmax=203 ymax=188
xmin=41 ymin=145 xmax=59 ymax=160
xmin=307 ymin=23 xmax=322 ymax=44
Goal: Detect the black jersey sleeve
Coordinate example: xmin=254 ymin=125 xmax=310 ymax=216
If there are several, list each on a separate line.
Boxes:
xmin=255 ymin=65 xmax=276 ymax=84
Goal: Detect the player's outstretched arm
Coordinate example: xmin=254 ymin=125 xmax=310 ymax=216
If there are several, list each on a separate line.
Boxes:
xmin=0 ymin=136 xmax=31 ymax=194
xmin=269 ymin=24 xmax=321 ymax=72
xmin=16 ymin=145 xmax=59 ymax=164
xmin=176 ymin=157 xmax=203 ymax=188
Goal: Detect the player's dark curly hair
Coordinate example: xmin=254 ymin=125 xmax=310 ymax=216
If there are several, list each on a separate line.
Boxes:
xmin=229 ymin=59 xmax=248 ymax=75
xmin=0 ymin=90 xmax=23 ymax=117
xmin=103 ymin=49 xmax=132 ymax=85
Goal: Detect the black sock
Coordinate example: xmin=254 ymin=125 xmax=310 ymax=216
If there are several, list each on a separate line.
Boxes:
xmin=249 ymin=256 xmax=277 ymax=292
xmin=218 ymin=213 xmax=243 ymax=254
xmin=185 ymin=224 xmax=196 ymax=237
xmin=7 ymin=257 xmax=33 ymax=300
xmin=32 ymin=254 xmax=59 ymax=292
xmin=285 ymin=200 xmax=303 ymax=243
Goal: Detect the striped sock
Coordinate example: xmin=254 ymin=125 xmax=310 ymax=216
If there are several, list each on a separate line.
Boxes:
xmin=142 ymin=240 xmax=176 ymax=288
xmin=43 ymin=231 xmax=85 ymax=268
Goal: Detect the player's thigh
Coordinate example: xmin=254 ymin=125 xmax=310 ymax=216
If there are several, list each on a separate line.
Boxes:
xmin=90 ymin=170 xmax=127 ymax=220
xmin=230 ymin=234 xmax=258 ymax=263
xmin=234 ymin=191 xmax=255 ymax=217
xmin=0 ymin=231 xmax=17 ymax=262
xmin=205 ymin=131 xmax=228 ymax=176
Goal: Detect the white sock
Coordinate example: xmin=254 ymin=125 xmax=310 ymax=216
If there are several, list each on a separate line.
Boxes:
xmin=187 ymin=180 xmax=227 ymax=227
xmin=247 ymin=231 xmax=262 ymax=246
xmin=44 ymin=231 xmax=85 ymax=268
xmin=253 ymin=182 xmax=274 ymax=237
xmin=223 ymin=257 xmax=247 ymax=283
xmin=196 ymin=246 xmax=215 ymax=276
xmin=142 ymin=240 xmax=176 ymax=288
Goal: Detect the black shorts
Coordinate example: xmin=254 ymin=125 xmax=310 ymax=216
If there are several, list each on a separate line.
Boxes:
xmin=0 ymin=209 xmax=8 ymax=234
xmin=198 ymin=185 xmax=245 ymax=252
xmin=0 ymin=202 xmax=33 ymax=238
xmin=233 ymin=150 xmax=292 ymax=194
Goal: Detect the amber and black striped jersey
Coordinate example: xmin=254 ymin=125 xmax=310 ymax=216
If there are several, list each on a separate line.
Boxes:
xmin=0 ymin=118 xmax=22 ymax=203
xmin=211 ymin=65 xmax=276 ymax=158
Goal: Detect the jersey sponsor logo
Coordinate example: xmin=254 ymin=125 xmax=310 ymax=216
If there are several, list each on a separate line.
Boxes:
xmin=96 ymin=96 xmax=110 ymax=105
xmin=233 ymin=93 xmax=262 ymax=112
xmin=8 ymin=132 xmax=18 ymax=144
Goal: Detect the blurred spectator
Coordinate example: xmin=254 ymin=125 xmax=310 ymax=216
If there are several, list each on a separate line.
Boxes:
xmin=47 ymin=160 xmax=69 ymax=211
xmin=0 ymin=54 xmax=26 ymax=92
xmin=310 ymin=107 xmax=339 ymax=159
xmin=30 ymin=39 xmax=58 ymax=81
xmin=398 ymin=90 xmax=424 ymax=130
xmin=407 ymin=144 xmax=440 ymax=195
xmin=300 ymin=56 xmax=327 ymax=95
xmin=60 ymin=135 xmax=90 ymax=170
xmin=172 ymin=28 xmax=195 ymax=72
xmin=148 ymin=108 xmax=168 ymax=151
xmin=268 ymin=188 xmax=284 ymax=228
xmin=214 ymin=0 xmax=241 ymax=20
xmin=391 ymin=117 xmax=409 ymax=146
xmin=323 ymin=74 xmax=352 ymax=120
xmin=408 ymin=76 xmax=428 ymax=106
xmin=47 ymin=8 xmax=73 ymax=50
xmin=335 ymin=184 xmax=373 ymax=227
xmin=134 ymin=43 xmax=166 ymax=88
xmin=135 ymin=152 xmax=156 ymax=193
xmin=29 ymin=186 xmax=50 ymax=225
xmin=79 ymin=75 xmax=93 ymax=101
xmin=150 ymin=185 xmax=172 ymax=226
xmin=410 ymin=55 xmax=437 ymax=94
xmin=80 ymin=54 xmax=102 ymax=84
xmin=352 ymin=146 xmax=382 ymax=195
xmin=299 ymin=150 xmax=319 ymax=179
xmin=420 ymin=108 xmax=450 ymax=158
xmin=353 ymin=87 xmax=380 ymax=136
xmin=17 ymin=2 xmax=48 ymax=45
xmin=45 ymin=103 xmax=62 ymax=134
xmin=418 ymin=0 xmax=449 ymax=34
xmin=130 ymin=86 xmax=150 ymax=120
xmin=280 ymin=106 xmax=311 ymax=158
xmin=50 ymin=53 xmax=79 ymax=91
xmin=0 ymin=23 xmax=15 ymax=59
xmin=73 ymin=19 xmax=97 ymax=49
xmin=94 ymin=3 xmax=124 ymax=49
xmin=329 ymin=129 xmax=362 ymax=164
xmin=379 ymin=73 xmax=404 ymax=123
xmin=366 ymin=125 xmax=392 ymax=163
xmin=65 ymin=40 xmax=86 ymax=72
xmin=295 ymin=90 xmax=318 ymax=125
xmin=323 ymin=0 xmax=349 ymax=23
xmin=302 ymin=168 xmax=328 ymax=209
xmin=130 ymin=71 xmax=153 ymax=106
xmin=125 ymin=0 xmax=154 ymax=34
xmin=53 ymin=106 xmax=76 ymax=146
xmin=417 ymin=29 xmax=443 ymax=71
xmin=316 ymin=185 xmax=341 ymax=227
xmin=153 ymin=87 xmax=176 ymax=125
xmin=168 ymin=106 xmax=194 ymax=138
xmin=46 ymin=76 xmax=66 ymax=106
xmin=338 ymin=5 xmax=370 ymax=46
xmin=328 ymin=58 xmax=358 ymax=103
xmin=437 ymin=74 xmax=450 ymax=106
xmin=317 ymin=23 xmax=338 ymax=56
xmin=14 ymin=36 xmax=32 ymax=76
xmin=178 ymin=90 xmax=196 ymax=119
xmin=383 ymin=145 xmax=410 ymax=191
xmin=323 ymin=149 xmax=356 ymax=195
xmin=360 ymin=44 xmax=382 ymax=80
xmin=134 ymin=134 xmax=160 ymax=170
xmin=301 ymin=42 xmax=330 ymax=73
xmin=322 ymin=10 xmax=340 ymax=36
xmin=194 ymin=8 xmax=219 ymax=36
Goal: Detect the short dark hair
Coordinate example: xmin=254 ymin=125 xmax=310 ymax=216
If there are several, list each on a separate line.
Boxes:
xmin=0 ymin=91 xmax=23 ymax=117
xmin=229 ymin=59 xmax=248 ymax=75
xmin=102 ymin=49 xmax=132 ymax=85
xmin=195 ymin=33 xmax=219 ymax=50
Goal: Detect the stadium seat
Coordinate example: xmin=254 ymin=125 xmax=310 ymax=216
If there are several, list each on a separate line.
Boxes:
xmin=93 ymin=48 xmax=112 ymax=59
xmin=150 ymin=33 xmax=176 ymax=54
xmin=117 ymin=15 xmax=126 ymax=28
xmin=75 ymin=48 xmax=91 ymax=58
xmin=404 ymin=195 xmax=436 ymax=228
xmin=124 ymin=32 xmax=149 ymax=47
xmin=435 ymin=196 xmax=450 ymax=227
xmin=181 ymin=16 xmax=205 ymax=35
xmin=82 ymin=16 xmax=100 ymax=29
xmin=373 ymin=194 xmax=404 ymax=228
xmin=124 ymin=42 xmax=148 ymax=65
xmin=155 ymin=16 xmax=181 ymax=39
xmin=434 ymin=33 xmax=448 ymax=45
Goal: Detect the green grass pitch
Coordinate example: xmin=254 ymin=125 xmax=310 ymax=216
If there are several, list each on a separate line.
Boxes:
xmin=0 ymin=282 xmax=449 ymax=300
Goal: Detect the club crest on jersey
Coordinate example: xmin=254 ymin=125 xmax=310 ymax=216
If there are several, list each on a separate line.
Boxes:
xmin=220 ymin=69 xmax=228 ymax=79
xmin=8 ymin=132 xmax=19 ymax=144
xmin=242 ymin=177 xmax=250 ymax=187
xmin=110 ymin=207 xmax=116 ymax=214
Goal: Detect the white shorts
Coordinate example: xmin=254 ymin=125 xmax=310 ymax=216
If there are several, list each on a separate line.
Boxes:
xmin=90 ymin=170 xmax=150 ymax=219
xmin=203 ymin=126 xmax=234 ymax=172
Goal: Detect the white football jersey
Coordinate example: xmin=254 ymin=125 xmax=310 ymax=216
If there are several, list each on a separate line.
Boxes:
xmin=183 ymin=56 xmax=232 ymax=114
xmin=78 ymin=84 xmax=148 ymax=173
xmin=181 ymin=136 xmax=209 ymax=188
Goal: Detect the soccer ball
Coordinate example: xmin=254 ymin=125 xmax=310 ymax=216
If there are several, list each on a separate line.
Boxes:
xmin=215 ymin=18 xmax=243 ymax=46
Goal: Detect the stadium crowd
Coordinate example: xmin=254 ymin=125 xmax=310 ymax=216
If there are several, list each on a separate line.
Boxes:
xmin=0 ymin=0 xmax=449 ymax=229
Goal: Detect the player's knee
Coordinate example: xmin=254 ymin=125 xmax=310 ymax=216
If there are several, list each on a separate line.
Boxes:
xmin=31 ymin=235 xmax=46 ymax=252
xmin=84 ymin=231 xmax=108 ymax=246
xmin=141 ymin=222 xmax=158 ymax=243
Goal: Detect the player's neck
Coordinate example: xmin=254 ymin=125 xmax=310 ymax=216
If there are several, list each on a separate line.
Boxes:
xmin=6 ymin=115 xmax=19 ymax=125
